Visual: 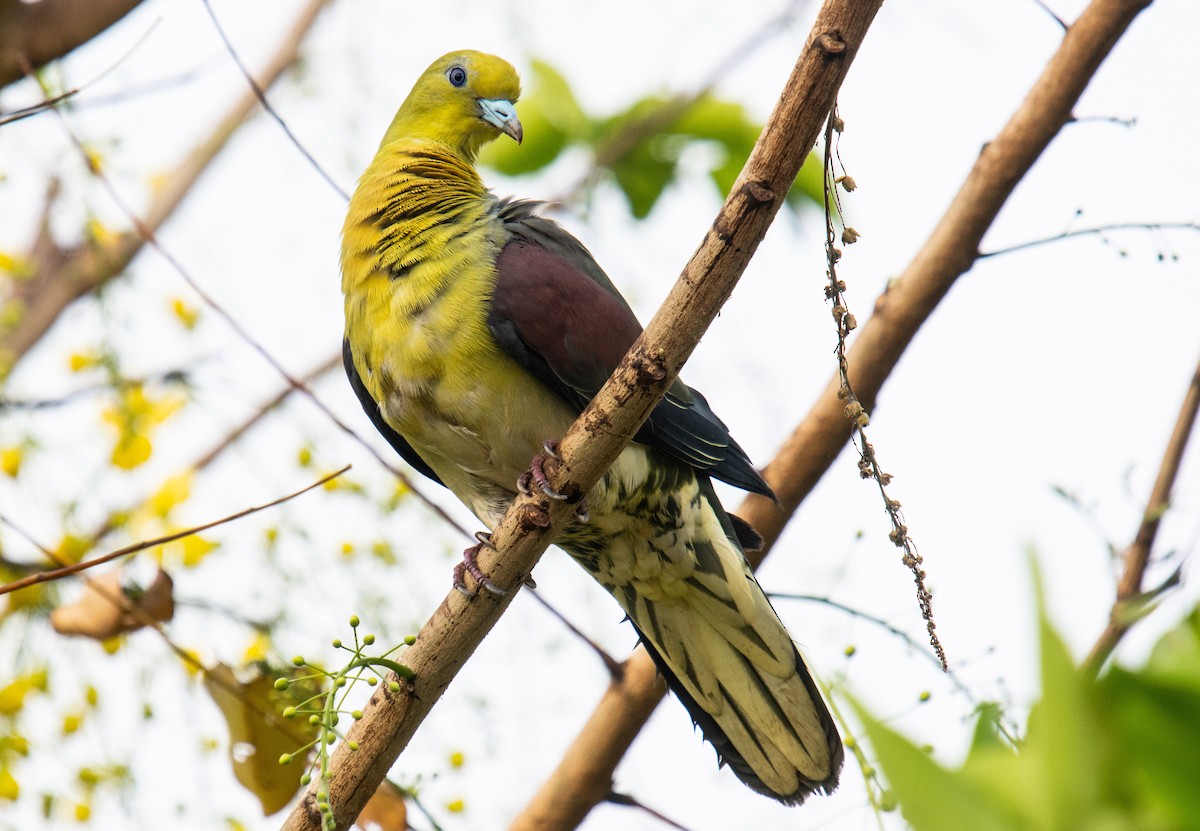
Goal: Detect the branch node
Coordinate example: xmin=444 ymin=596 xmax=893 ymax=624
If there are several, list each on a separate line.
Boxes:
xmin=742 ymin=180 xmax=776 ymax=204
xmin=816 ymin=31 xmax=847 ymax=55
xmin=519 ymin=501 xmax=553 ymax=531
xmin=631 ymin=350 xmax=668 ymax=385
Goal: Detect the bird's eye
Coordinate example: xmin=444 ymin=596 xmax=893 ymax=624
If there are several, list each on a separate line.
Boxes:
xmin=447 ymin=66 xmax=467 ymax=88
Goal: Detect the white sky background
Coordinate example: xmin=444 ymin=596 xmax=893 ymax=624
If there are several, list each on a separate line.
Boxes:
xmin=2 ymin=0 xmax=1199 ymax=829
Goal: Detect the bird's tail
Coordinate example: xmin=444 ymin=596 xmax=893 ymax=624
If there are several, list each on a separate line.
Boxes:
xmin=618 ymin=498 xmax=843 ymax=803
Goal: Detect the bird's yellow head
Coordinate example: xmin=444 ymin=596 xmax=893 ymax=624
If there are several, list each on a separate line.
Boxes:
xmin=381 ymin=50 xmax=522 ymax=161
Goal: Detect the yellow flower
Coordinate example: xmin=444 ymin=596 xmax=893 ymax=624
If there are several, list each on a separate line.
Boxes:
xmin=111 ymin=433 xmax=152 ymax=470
xmin=0 ymin=668 xmax=48 ymax=716
xmin=84 ymin=218 xmax=116 ymax=247
xmin=67 ymin=351 xmax=100 ymax=373
xmin=101 ymin=636 xmax=123 ymax=654
xmin=102 ymin=384 xmax=185 ymax=470
xmin=0 ymin=251 xmax=33 ymax=279
xmin=0 ymin=446 xmax=21 ymax=477
xmin=61 ymin=712 xmax=83 ymax=736
xmin=0 ymin=766 xmax=18 ymax=800
xmin=242 ymin=632 xmax=271 ymax=664
xmin=56 ymin=535 xmax=92 ymax=564
xmin=171 ymin=297 xmax=200 ymax=330
xmin=147 ymin=472 xmax=193 ymax=518
xmin=180 ymin=534 xmax=218 ymax=567
xmin=157 ymin=532 xmax=218 ymax=568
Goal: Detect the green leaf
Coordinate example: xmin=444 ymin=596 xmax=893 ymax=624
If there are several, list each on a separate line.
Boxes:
xmin=854 ymin=699 xmax=1028 ymax=831
xmin=860 ymin=570 xmax=1200 ymax=831
xmin=966 ymin=701 xmax=1012 ymax=755
xmin=788 ymin=151 xmax=827 ymax=210
xmin=480 ymin=60 xmax=584 ymax=176
xmin=1029 ymin=606 xmax=1103 ymax=828
xmin=1143 ymin=604 xmax=1200 ymax=687
xmin=1101 ymin=667 xmax=1200 ymax=827
xmin=609 ymin=137 xmax=679 ymax=218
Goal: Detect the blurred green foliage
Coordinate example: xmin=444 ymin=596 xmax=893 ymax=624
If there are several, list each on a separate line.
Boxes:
xmin=480 ymin=60 xmax=824 ymax=217
xmin=859 ymin=601 xmax=1200 ymax=830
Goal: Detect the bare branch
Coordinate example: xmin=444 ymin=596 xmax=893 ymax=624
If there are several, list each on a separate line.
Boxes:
xmin=0 ymin=0 xmax=145 ymax=89
xmin=199 ymin=0 xmax=348 ymax=200
xmin=0 ymin=466 xmax=347 ymax=597
xmin=0 ymin=0 xmax=331 ymax=365
xmin=978 ymin=220 xmax=1200 ymax=259
xmin=1084 ymin=351 xmax=1200 ymax=674
xmin=280 ymin=2 xmax=882 ymax=829
xmin=510 ymin=0 xmax=1154 ymax=826
xmin=0 ymin=15 xmax=160 ymax=127
xmin=525 ymin=589 xmax=623 ymax=677
xmin=4 ymin=514 xmax=315 ymax=747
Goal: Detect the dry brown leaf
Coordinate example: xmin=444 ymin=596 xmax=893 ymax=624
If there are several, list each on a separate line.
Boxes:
xmin=50 ymin=568 xmax=174 ymax=639
xmin=204 ymin=663 xmax=320 ymax=815
xmin=356 ymin=781 xmax=408 ymax=830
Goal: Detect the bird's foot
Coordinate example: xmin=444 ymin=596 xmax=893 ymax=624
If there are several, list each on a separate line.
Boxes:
xmin=516 ymin=440 xmax=589 ymax=522
xmin=453 ymin=532 xmax=506 ymax=597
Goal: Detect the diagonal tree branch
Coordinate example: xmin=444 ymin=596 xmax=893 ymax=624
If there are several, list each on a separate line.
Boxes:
xmin=280 ymin=2 xmax=883 ymax=829
xmin=1084 ymin=350 xmax=1200 ymax=674
xmin=0 ymin=0 xmax=146 ymax=89
xmin=0 ymin=0 xmax=332 ymax=367
xmin=510 ymin=0 xmax=1155 ymax=827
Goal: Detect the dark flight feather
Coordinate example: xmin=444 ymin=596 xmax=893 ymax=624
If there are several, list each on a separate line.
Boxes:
xmin=491 ymin=198 xmax=775 ymax=500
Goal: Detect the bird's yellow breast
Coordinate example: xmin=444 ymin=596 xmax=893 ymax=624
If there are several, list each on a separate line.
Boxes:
xmin=341 ymin=139 xmax=575 ymax=514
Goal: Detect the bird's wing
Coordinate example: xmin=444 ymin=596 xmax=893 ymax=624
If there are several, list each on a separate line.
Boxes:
xmin=342 ymin=338 xmax=445 ymax=487
xmin=490 ymin=199 xmax=775 ymax=499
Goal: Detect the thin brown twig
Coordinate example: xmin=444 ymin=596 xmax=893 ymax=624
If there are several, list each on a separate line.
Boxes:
xmin=604 ymin=792 xmax=692 ymax=831
xmin=0 ymin=0 xmax=146 ymax=89
xmin=978 ymin=221 xmax=1200 ymax=258
xmin=2 ymin=515 xmax=315 ymax=746
xmin=525 ymin=589 xmax=623 ymax=678
xmin=1032 ymin=0 xmax=1070 ymax=29
xmin=0 ymin=13 xmax=160 ymax=126
xmin=0 ymin=465 xmax=348 ymax=596
xmin=198 ymin=0 xmax=348 ymax=200
xmin=191 ymin=352 xmax=340 ymax=472
xmin=0 ymin=365 xmax=189 ymax=410
xmin=1084 ymin=351 xmax=1200 ymax=675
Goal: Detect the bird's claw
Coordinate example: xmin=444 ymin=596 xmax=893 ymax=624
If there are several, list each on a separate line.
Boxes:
xmin=453 ymin=532 xmax=506 ymax=597
xmin=520 ymin=444 xmax=568 ymax=501
xmin=516 ymin=439 xmax=590 ymax=522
